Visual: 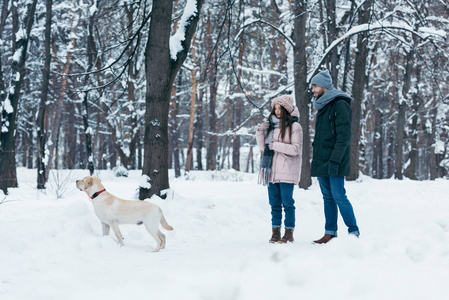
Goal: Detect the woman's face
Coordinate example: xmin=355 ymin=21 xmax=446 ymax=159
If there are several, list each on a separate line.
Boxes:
xmin=274 ymin=104 xmax=282 ymax=118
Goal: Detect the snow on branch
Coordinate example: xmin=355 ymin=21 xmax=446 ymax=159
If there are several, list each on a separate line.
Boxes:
xmin=237 ymin=65 xmax=287 ymax=78
xmin=308 ymin=20 xmax=446 ymax=82
xmin=170 ymin=0 xmax=199 ymax=60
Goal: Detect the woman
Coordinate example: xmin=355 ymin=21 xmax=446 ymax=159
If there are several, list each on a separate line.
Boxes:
xmin=256 ymin=95 xmax=303 ymax=243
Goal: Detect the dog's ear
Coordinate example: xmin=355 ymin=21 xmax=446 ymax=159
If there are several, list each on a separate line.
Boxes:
xmin=83 ymin=177 xmax=93 ymax=190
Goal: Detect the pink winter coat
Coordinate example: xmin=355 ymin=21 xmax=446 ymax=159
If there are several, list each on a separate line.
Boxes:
xmin=256 ymin=108 xmax=303 ymax=184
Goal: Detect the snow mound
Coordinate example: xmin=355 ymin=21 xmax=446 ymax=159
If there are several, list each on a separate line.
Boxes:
xmin=64 ymin=200 xmax=89 ymax=217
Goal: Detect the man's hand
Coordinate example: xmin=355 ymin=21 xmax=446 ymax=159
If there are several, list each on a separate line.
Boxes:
xmin=328 ymin=161 xmax=339 ymax=176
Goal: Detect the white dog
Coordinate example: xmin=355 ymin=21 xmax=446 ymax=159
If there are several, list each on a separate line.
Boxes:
xmin=76 ymin=176 xmax=173 ymax=252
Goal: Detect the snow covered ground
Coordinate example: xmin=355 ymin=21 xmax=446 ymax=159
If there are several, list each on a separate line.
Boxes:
xmin=1 ymin=168 xmax=449 ymax=300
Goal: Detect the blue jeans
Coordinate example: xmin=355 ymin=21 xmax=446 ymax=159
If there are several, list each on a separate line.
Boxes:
xmin=317 ymin=177 xmax=359 ymax=236
xmin=267 ymin=183 xmax=295 ymax=230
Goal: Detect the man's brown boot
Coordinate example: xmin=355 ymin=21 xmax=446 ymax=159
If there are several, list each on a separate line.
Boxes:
xmin=269 ymin=228 xmax=281 ymax=243
xmin=313 ymin=234 xmax=336 ymax=244
xmin=279 ymin=229 xmax=294 ymax=244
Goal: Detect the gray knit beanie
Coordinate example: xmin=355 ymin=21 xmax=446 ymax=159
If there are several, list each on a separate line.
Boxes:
xmin=271 ymin=95 xmax=295 ymax=114
xmin=311 ymin=70 xmax=333 ymax=89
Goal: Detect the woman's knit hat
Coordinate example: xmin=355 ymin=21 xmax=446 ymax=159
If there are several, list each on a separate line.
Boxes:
xmin=271 ymin=95 xmax=295 ymax=114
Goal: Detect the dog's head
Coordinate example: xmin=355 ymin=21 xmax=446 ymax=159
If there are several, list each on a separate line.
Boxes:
xmin=76 ymin=176 xmax=104 ymax=196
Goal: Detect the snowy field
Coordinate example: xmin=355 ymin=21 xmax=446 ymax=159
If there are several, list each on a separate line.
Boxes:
xmin=1 ymin=168 xmax=449 ymax=300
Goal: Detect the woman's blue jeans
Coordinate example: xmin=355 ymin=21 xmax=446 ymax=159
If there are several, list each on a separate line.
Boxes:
xmin=317 ymin=176 xmax=359 ymax=236
xmin=267 ymin=182 xmax=295 ymax=230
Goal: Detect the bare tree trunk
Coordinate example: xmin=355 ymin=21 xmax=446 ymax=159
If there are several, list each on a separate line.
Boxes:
xmin=168 ymin=0 xmax=180 ymax=174
xmin=395 ymin=49 xmax=413 ymax=179
xmin=221 ymin=136 xmax=229 ymax=170
xmin=185 ymin=39 xmax=197 ymax=172
xmin=54 ymin=125 xmax=61 ymax=170
xmin=36 ymin=0 xmax=52 ymax=189
xmin=319 ymin=0 xmax=328 ymax=69
xmin=0 ymin=0 xmax=10 ymax=194
xmin=293 ymin=0 xmax=311 ymax=189
xmin=122 ymin=3 xmax=139 ymax=169
xmin=207 ymin=83 xmax=218 ymax=170
xmin=347 ymin=0 xmax=372 ymax=181
xmin=268 ymin=0 xmax=284 ymax=89
xmin=386 ymin=130 xmax=394 ymax=178
xmin=372 ymin=106 xmax=383 ymax=178
xmin=141 ymin=2 xmax=174 ymax=196
xmin=81 ymin=97 xmax=94 ymax=175
xmin=342 ymin=4 xmax=354 ymax=93
xmin=46 ymin=5 xmax=79 ymax=179
xmin=27 ymin=131 xmax=34 ymax=169
xmin=170 ymin=74 xmax=181 ymax=178
xmin=65 ymin=101 xmax=76 ymax=169
xmin=326 ymin=0 xmax=339 ymax=85
xmin=137 ymin=133 xmax=142 ymax=170
xmin=405 ymin=67 xmax=420 ymax=180
xmin=140 ymin=0 xmax=204 ymax=199
xmin=0 ymin=0 xmax=38 ymax=194
xmin=232 ymin=1 xmax=245 ymax=172
xmin=429 ymin=107 xmax=437 ymax=180
xmin=21 ymin=126 xmax=28 ymax=168
xmin=246 ymin=144 xmax=253 ymax=173
xmin=395 ymin=103 xmax=407 ymax=179
xmin=79 ymin=7 xmax=101 ymax=176
xmin=109 ymin=139 xmax=117 ymax=169
xmin=232 ymin=107 xmax=242 ymax=171
xmin=97 ymin=126 xmax=104 ymax=170
xmin=206 ymin=13 xmax=218 ymax=171
xmin=196 ymin=89 xmax=204 ymax=170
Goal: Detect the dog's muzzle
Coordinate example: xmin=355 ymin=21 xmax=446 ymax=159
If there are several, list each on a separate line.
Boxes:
xmin=76 ymin=180 xmax=83 ymax=191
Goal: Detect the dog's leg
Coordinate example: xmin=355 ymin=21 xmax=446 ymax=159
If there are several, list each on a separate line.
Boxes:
xmin=144 ymin=222 xmax=162 ymax=252
xmin=158 ymin=230 xmax=166 ymax=249
xmin=102 ymin=222 xmax=110 ymax=236
xmin=110 ymin=220 xmax=125 ymax=246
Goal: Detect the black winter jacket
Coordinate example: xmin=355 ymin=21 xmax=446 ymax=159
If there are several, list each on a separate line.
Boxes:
xmin=311 ymin=95 xmax=352 ymax=177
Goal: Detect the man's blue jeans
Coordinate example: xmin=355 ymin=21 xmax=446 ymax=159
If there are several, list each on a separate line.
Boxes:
xmin=317 ymin=176 xmax=359 ymax=236
xmin=267 ymin=182 xmax=295 ymax=230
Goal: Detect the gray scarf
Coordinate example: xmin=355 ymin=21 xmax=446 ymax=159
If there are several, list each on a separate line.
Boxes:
xmin=313 ymin=86 xmax=353 ymax=111
xmin=258 ymin=115 xmax=280 ymax=186
xmin=265 ymin=115 xmax=280 ymax=144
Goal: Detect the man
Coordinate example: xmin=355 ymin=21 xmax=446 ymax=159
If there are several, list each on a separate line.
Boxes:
xmin=310 ymin=70 xmax=360 ymax=244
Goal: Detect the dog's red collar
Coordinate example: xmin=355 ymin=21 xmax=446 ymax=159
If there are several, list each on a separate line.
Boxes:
xmin=91 ymin=189 xmax=106 ymax=200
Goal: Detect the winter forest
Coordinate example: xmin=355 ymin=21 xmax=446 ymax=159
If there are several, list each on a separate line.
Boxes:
xmin=1 ymin=0 xmax=449 ymax=197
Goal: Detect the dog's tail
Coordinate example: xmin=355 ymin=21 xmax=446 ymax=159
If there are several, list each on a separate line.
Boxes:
xmin=160 ymin=209 xmax=174 ymax=231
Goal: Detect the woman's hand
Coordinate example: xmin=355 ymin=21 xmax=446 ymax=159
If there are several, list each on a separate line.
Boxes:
xmin=258 ymin=122 xmax=269 ymax=130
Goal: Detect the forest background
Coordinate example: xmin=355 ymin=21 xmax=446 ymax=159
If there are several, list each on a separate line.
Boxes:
xmin=0 ymin=0 xmax=448 ymax=198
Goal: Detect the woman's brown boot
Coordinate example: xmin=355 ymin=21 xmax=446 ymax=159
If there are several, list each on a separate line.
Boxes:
xmin=269 ymin=228 xmax=281 ymax=243
xmin=279 ymin=229 xmax=294 ymax=243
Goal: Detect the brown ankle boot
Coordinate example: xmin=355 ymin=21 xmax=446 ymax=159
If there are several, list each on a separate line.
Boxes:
xmin=269 ymin=228 xmax=281 ymax=243
xmin=313 ymin=234 xmax=336 ymax=244
xmin=279 ymin=229 xmax=294 ymax=244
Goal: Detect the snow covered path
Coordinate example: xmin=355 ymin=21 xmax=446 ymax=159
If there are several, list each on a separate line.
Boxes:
xmin=1 ymin=168 xmax=448 ymax=300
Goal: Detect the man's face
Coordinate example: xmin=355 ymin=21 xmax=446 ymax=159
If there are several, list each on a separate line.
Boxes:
xmin=311 ymin=84 xmax=327 ymax=99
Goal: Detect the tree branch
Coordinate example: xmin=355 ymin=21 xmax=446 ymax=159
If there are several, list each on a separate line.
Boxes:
xmin=235 ymin=18 xmax=295 ymax=47
xmin=308 ymin=20 xmax=445 ymax=82
xmin=170 ymin=0 xmax=205 ymax=77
